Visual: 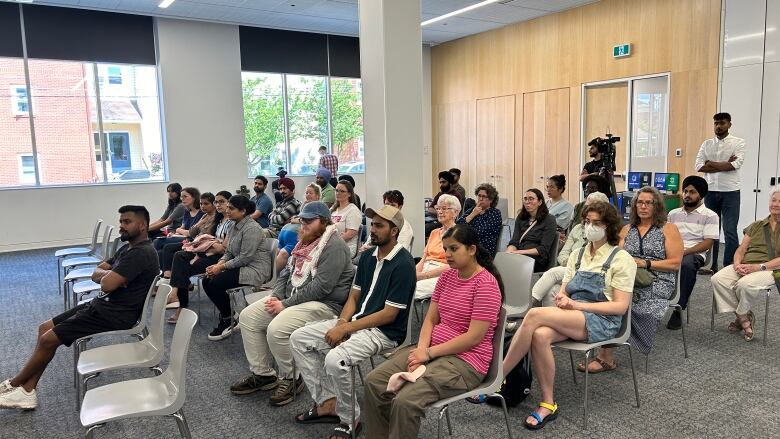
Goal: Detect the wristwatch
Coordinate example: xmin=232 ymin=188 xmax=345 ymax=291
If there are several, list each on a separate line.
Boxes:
xmin=760 ymin=263 xmax=767 ymax=271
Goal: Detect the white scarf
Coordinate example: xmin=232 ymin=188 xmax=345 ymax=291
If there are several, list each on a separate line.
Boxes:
xmin=289 ymin=224 xmax=339 ymax=289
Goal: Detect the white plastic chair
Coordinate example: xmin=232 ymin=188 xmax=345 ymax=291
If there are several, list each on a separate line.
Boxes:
xmin=80 ymin=308 xmax=198 ymax=439
xmin=711 ymin=282 xmax=777 ymax=346
xmin=56 ymin=219 xmax=102 ymax=295
xmin=72 ymin=275 xmax=161 ymax=387
xmin=66 ymin=238 xmax=125 ymax=308
xmin=429 ymin=306 xmax=511 ymax=439
xmin=61 ymin=226 xmax=114 ymax=309
xmin=493 ymin=252 xmax=535 ymax=318
xmin=553 ymin=303 xmax=640 ymax=429
xmin=226 ymin=238 xmax=279 ymax=315
xmin=666 ymin=270 xmax=688 ymax=358
xmin=76 ymin=283 xmax=172 ymax=408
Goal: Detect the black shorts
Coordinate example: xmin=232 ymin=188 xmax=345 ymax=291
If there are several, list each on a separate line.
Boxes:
xmin=51 ymin=302 xmax=126 ymax=347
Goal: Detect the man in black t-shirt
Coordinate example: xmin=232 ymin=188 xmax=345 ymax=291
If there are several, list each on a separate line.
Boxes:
xmin=0 ymin=205 xmax=159 ymax=411
xmin=580 ymin=142 xmax=616 ymax=192
xmin=288 ymin=205 xmax=416 ymax=438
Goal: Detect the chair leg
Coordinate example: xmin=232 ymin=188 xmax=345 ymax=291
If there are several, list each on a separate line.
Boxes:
xmin=85 ymin=423 xmax=104 ymax=439
xmin=445 ymin=405 xmax=453 ymax=435
xmin=171 ymin=409 xmax=193 ymax=439
xmin=626 ymin=343 xmax=640 ymax=408
xmin=495 ymin=393 xmax=513 ymax=439
xmin=680 ymin=308 xmax=689 ymax=358
xmin=79 ymin=373 xmax=99 ymax=410
xmin=686 ymin=306 xmax=690 ymax=324
xmin=764 ymin=289 xmax=770 ymax=346
xmin=568 ymin=350 xmax=577 ymax=384
xmin=151 ymin=366 xmax=163 ymax=376
xmin=369 ymin=356 xmax=376 ymax=370
xmin=357 ymin=365 xmax=364 ymax=386
xmin=351 ymin=366 xmax=357 ymax=439
xmin=710 ymin=290 xmax=716 ymax=332
xmin=57 ymin=257 xmax=62 ymax=296
xmin=582 ymin=350 xmax=591 ymax=429
xmin=644 ymin=353 xmax=649 ymax=374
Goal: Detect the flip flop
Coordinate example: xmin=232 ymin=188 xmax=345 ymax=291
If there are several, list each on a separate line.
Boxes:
xmin=295 ymin=404 xmax=340 ymax=425
xmin=576 ymin=357 xmax=617 ymax=374
xmin=524 ymin=402 xmax=558 ymax=430
xmin=330 ymin=422 xmax=362 ymax=438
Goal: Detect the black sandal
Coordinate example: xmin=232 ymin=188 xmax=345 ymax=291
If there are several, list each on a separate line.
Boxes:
xmin=524 ymin=402 xmax=558 ymax=430
xmin=295 ymin=404 xmax=340 ymax=425
xmin=330 ymin=422 xmax=361 ymax=438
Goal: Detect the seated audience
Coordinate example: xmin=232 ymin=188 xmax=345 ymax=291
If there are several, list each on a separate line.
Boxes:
xmin=506 ymin=188 xmax=558 ymax=272
xmin=203 ymin=195 xmax=272 ymax=341
xmin=359 ymin=190 xmax=413 ymax=254
xmin=450 ymin=167 xmax=466 ymax=201
xmin=546 ymin=175 xmax=574 ymax=231
xmin=426 ymin=170 xmax=465 ymax=237
xmin=148 ymin=183 xmax=183 ymax=238
xmin=338 ymin=174 xmax=363 ymax=211
xmin=161 ymin=192 xmax=218 ymax=280
xmin=530 ymin=192 xmax=609 ymax=307
xmin=363 ymin=224 xmax=503 ymax=438
xmin=581 ymin=186 xmax=682 ymax=372
xmin=230 ymin=202 xmax=354 ymax=407
xmin=272 ymin=168 xmax=287 ymax=203
xmin=415 ymin=194 xmax=461 ymax=300
xmin=289 ymin=205 xmax=416 ymax=438
xmin=276 ymin=183 xmax=321 ymax=273
xmin=501 ymin=201 xmax=635 ymax=430
xmin=331 ymin=181 xmax=363 ymax=256
xmin=572 ymin=175 xmax=611 ymax=227
xmin=712 ymin=189 xmax=780 ymax=341
xmin=317 ymin=168 xmax=336 ymax=207
xmin=263 ymin=177 xmax=302 ymax=238
xmin=0 ymin=206 xmax=158 ymax=410
xmin=250 ymin=175 xmax=274 ymax=228
xmin=666 ymin=176 xmax=719 ymax=329
xmin=457 ymin=183 xmax=502 ymax=257
xmin=165 ymin=191 xmax=234 ymax=323
xmin=153 ymin=187 xmax=204 ymax=262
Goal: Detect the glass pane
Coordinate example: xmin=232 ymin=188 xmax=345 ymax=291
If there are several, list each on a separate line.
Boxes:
xmin=97 ymin=63 xmax=164 ymax=182
xmin=630 ymin=76 xmax=668 ymax=175
xmin=242 ymin=72 xmax=286 ymax=177
xmin=0 ymin=57 xmax=35 ymax=187
xmin=287 ymin=74 xmax=327 ymax=175
xmin=331 ymin=77 xmax=364 ymax=174
xmin=27 ymin=59 xmax=104 ymax=185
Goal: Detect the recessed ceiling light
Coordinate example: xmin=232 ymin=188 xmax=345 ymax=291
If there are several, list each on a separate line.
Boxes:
xmin=158 ymin=0 xmax=176 ymax=8
xmin=421 ymin=0 xmax=501 ymax=27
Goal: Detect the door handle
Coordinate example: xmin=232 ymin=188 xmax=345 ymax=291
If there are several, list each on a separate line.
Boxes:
xmin=772 ymin=177 xmax=777 ymax=186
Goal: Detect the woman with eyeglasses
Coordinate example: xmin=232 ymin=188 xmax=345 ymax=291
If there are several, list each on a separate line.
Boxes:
xmin=457 ymin=183 xmax=503 ymax=257
xmin=579 ymin=186 xmax=682 ymax=373
xmin=507 ymin=188 xmax=559 ymax=272
xmin=330 ymin=181 xmax=362 ymax=256
xmin=414 ymin=194 xmax=461 ymax=301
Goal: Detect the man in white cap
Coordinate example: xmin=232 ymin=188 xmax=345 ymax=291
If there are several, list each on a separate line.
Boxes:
xmin=288 ymin=205 xmax=416 ymax=439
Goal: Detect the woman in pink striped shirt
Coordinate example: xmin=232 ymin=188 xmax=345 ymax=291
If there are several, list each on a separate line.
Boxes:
xmin=363 ymin=224 xmax=503 ymax=439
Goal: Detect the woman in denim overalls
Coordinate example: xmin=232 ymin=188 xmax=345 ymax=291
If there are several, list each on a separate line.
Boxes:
xmin=500 ymin=201 xmax=635 ymax=430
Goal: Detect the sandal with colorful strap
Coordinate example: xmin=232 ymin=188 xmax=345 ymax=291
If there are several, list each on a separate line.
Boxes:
xmin=742 ymin=312 xmax=755 ymax=342
xmin=524 ymin=401 xmax=558 ymax=430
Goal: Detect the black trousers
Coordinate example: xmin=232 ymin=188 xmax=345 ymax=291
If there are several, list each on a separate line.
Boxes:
xmin=202 ymin=267 xmax=247 ymax=319
xmin=161 ymin=241 xmax=185 ymax=272
xmin=170 ymin=251 xmax=221 ymax=308
xmin=679 ymin=253 xmax=704 ymax=309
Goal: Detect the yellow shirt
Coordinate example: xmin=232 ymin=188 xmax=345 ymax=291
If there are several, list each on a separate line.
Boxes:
xmin=562 ymin=242 xmax=636 ymax=300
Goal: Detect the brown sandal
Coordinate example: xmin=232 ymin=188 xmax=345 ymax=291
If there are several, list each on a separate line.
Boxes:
xmin=742 ymin=312 xmax=755 ymax=342
xmin=576 ymin=357 xmax=617 ymax=374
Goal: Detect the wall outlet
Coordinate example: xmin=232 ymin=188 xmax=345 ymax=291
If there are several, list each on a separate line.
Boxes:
xmin=675 ymin=148 xmax=682 ymax=157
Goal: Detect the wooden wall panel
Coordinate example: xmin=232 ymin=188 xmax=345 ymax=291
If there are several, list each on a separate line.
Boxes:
xmin=476 ymin=98 xmax=496 ymax=186
xmin=494 ymin=95 xmax=515 ymax=214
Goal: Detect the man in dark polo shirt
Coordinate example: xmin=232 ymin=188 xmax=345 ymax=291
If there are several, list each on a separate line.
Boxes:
xmin=0 ymin=205 xmax=159 ymax=410
xmin=289 ymin=205 xmax=416 ymax=438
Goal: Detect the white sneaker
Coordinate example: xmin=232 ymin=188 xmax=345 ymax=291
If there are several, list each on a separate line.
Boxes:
xmin=0 ymin=379 xmax=13 ymax=394
xmin=0 ymin=385 xmax=37 ymax=410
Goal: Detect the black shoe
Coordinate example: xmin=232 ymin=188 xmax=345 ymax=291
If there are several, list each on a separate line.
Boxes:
xmin=269 ymin=376 xmax=305 ymax=407
xmin=208 ymin=317 xmax=236 ymax=341
xmin=230 ymin=374 xmax=278 ymax=395
xmin=666 ymin=309 xmax=682 ymax=330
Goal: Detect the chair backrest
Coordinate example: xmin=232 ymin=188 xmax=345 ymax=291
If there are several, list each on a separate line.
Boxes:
xmin=497 ymin=198 xmax=509 ymax=221
xmin=89 ymin=219 xmax=103 ymax=252
xmin=107 ymin=237 xmax=123 ymax=259
xmin=128 ymin=274 xmax=161 ymax=334
xmin=264 ymin=238 xmax=279 ymax=287
xmin=97 ymin=225 xmax=114 ymax=260
xmin=483 ymin=306 xmax=508 ymax=388
xmin=146 ymin=283 xmax=171 ymax=355
xmin=353 ymin=224 xmax=364 ymax=258
xmin=162 ymin=308 xmax=198 ymax=412
xmin=408 ymin=236 xmax=415 ymax=254
xmin=668 ymin=269 xmax=682 ymax=306
xmin=494 ymin=252 xmax=535 ymax=314
xmin=613 ymin=301 xmax=633 ymax=344
xmin=546 ymin=237 xmax=559 ymax=270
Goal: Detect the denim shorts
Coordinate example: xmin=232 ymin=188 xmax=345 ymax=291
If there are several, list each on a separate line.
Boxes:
xmin=582 ymin=310 xmax=622 ymax=343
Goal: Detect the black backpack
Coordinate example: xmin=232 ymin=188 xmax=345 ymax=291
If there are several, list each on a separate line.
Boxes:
xmin=487 ymin=335 xmax=533 ymax=407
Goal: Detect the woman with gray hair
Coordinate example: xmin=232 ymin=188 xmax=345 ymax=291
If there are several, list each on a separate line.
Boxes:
xmin=457 ymin=183 xmax=503 ymax=256
xmin=414 ymin=194 xmax=461 ymax=300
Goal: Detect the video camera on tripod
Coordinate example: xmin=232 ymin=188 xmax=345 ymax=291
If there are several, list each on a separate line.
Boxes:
xmin=587 ymin=133 xmax=620 ymax=178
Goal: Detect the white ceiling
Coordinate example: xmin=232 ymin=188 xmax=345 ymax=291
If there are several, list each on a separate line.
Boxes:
xmin=21 ymin=0 xmax=597 ymax=45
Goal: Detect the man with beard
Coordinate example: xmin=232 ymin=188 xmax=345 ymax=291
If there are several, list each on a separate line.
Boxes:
xmin=316 ymin=167 xmax=336 ymax=207
xmin=666 ymin=176 xmax=719 ymax=329
xmin=250 ymin=175 xmax=273 ymax=228
xmin=426 ymin=170 xmax=464 ymax=237
xmin=0 ymin=206 xmax=159 ymax=410
xmin=289 ymin=205 xmax=415 ymax=438
xmin=449 ymin=168 xmax=466 ymax=201
xmin=231 ymin=202 xmax=355 ymax=408
xmin=580 ymin=141 xmax=614 ymax=189
xmin=262 ymin=177 xmax=302 ymax=238
xmin=695 ymin=112 xmax=745 ymax=274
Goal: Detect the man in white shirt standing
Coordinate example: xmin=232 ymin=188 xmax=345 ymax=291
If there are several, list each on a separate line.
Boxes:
xmin=694 ymin=112 xmax=745 ymax=274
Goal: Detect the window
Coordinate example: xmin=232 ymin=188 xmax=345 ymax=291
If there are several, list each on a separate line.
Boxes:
xmin=107 ymin=66 xmax=122 ymax=84
xmin=629 ymin=76 xmax=669 ymax=174
xmin=242 ymin=73 xmax=365 ymax=176
xmin=11 ymin=85 xmax=28 ymax=115
xmin=18 ymin=154 xmax=35 ymax=184
xmin=0 ymin=58 xmax=34 ymax=187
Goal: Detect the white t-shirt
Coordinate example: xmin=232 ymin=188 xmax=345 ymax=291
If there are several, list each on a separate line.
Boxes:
xmin=331 ymin=203 xmax=362 ymax=255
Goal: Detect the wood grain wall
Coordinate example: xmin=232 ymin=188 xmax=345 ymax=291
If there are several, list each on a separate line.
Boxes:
xmin=431 ymin=0 xmax=721 ymax=211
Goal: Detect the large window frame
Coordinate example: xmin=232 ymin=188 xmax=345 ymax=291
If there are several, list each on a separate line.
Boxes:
xmin=242 ymin=71 xmax=364 ymax=177
xmin=10 ymin=84 xmax=28 ymax=115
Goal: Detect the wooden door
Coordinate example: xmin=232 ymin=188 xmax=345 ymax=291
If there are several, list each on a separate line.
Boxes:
xmin=493 ymin=95 xmax=515 ymax=214
xmin=583 ymin=83 xmax=629 ymax=193
xmin=543 ymin=88 xmax=570 ymax=200
xmin=476 ymin=98 xmax=496 ymax=190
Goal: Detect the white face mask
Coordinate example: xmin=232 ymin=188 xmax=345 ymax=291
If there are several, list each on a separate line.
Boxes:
xmin=583 ymin=223 xmax=606 ymax=242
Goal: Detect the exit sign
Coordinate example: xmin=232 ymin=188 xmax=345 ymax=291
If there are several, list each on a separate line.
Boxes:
xmin=613 ymin=44 xmax=631 ymax=58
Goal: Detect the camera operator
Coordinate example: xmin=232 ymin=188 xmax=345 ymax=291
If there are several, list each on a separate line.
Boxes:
xmin=580 ymin=139 xmax=616 ymax=190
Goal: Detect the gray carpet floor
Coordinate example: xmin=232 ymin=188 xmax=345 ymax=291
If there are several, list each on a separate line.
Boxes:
xmin=1 ymin=248 xmax=780 ymax=439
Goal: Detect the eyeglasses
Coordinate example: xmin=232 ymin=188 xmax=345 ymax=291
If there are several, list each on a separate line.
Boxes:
xmin=522 ymin=197 xmax=538 ymax=202
xmin=635 ymin=200 xmax=655 ymax=207
xmin=435 ymin=207 xmax=453 ymax=212
xmin=335 ymin=189 xmax=349 ymax=194
xmin=477 ymin=194 xmax=490 ymax=200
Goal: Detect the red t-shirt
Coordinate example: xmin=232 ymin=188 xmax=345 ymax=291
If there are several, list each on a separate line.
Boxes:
xmin=430 ymin=268 xmax=502 ymax=375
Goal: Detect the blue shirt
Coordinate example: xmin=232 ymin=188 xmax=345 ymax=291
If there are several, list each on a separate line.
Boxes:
xmin=251 ymin=192 xmax=274 ymax=228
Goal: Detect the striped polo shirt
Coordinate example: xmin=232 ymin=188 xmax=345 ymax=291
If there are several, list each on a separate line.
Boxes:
xmin=668 ymin=204 xmax=720 ymax=259
xmin=430 ymin=268 xmax=502 ymax=375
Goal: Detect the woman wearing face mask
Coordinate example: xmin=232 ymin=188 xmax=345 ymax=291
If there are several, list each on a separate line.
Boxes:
xmin=500 ymin=201 xmax=636 ymax=430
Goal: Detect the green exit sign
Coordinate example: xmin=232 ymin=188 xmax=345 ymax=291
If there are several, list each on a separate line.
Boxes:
xmin=613 ymin=43 xmax=631 ymax=58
